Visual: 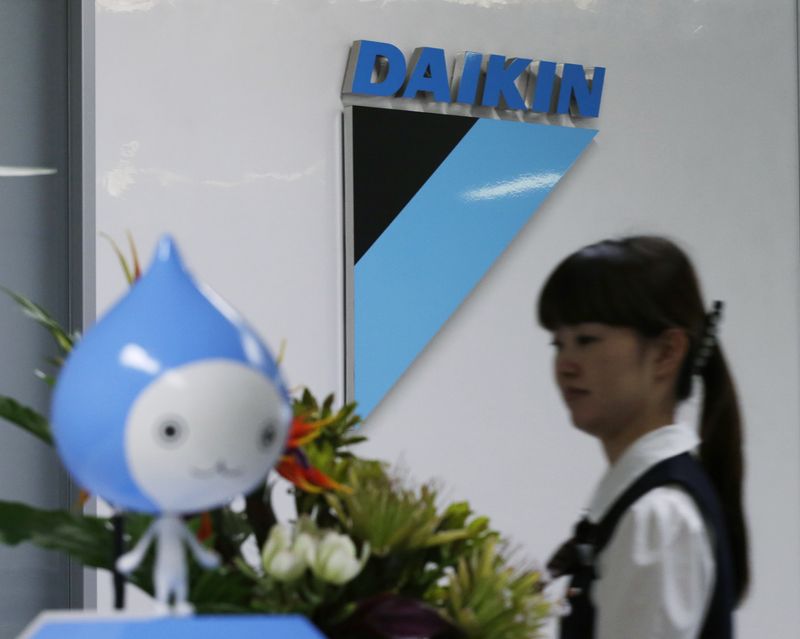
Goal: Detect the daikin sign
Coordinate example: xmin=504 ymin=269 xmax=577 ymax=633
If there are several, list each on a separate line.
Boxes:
xmin=343 ymin=39 xmax=605 ymax=118
xmin=342 ymin=40 xmax=605 ymax=416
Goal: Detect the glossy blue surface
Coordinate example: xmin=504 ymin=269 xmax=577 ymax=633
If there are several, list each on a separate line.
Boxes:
xmin=51 ymin=236 xmax=289 ymax=512
xmin=481 ymin=54 xmax=532 ymax=109
xmin=531 ymin=61 xmax=557 ymax=113
xmin=454 ymin=51 xmax=483 ymax=104
xmin=402 ymin=47 xmax=450 ymax=102
xmin=354 ymin=119 xmax=596 ymax=417
xmin=26 ymin=615 xmax=326 ymax=639
xmin=557 ymin=64 xmax=605 ymax=117
xmin=349 ymin=39 xmax=406 ymax=96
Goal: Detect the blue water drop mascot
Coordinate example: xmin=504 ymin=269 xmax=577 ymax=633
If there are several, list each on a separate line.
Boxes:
xmin=51 ymin=235 xmax=291 ymax=615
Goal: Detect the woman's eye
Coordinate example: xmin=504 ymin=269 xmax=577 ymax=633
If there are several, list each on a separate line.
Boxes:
xmin=576 ymin=335 xmax=599 ymax=346
xmin=155 ymin=419 xmax=187 ymax=447
xmin=550 ymin=338 xmax=563 ymax=351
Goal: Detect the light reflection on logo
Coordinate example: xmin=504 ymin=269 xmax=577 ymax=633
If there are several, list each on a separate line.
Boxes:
xmin=462 ymin=172 xmax=561 ymax=202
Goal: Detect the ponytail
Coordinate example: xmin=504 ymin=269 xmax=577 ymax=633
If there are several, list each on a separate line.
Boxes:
xmin=697 ymin=345 xmax=749 ymax=603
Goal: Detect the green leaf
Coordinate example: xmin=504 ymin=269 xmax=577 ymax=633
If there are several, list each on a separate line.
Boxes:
xmin=190 ymin=565 xmax=253 ymax=611
xmin=0 ymin=286 xmax=77 ymax=355
xmin=0 ymin=500 xmax=114 ymax=569
xmin=341 ymin=436 xmax=368 ymax=446
xmin=424 ymin=529 xmax=472 ymax=547
xmin=126 ymin=230 xmax=142 ymax=281
xmin=99 ymin=233 xmax=134 ymax=286
xmin=244 ymin=484 xmax=277 ymax=548
xmin=321 ymin=394 xmax=334 ymax=417
xmin=0 ymin=396 xmax=53 ymax=445
xmin=299 ymin=388 xmax=317 ymax=412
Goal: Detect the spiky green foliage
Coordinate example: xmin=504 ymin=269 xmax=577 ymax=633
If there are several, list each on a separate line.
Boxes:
xmin=99 ymin=232 xmax=141 ymax=286
xmin=325 ymin=465 xmax=472 ymax=556
xmin=0 ymin=287 xmax=78 ymax=355
xmin=433 ymin=535 xmax=551 ymax=639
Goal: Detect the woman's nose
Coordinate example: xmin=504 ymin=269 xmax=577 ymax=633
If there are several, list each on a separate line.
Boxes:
xmin=556 ymin=352 xmax=580 ymax=378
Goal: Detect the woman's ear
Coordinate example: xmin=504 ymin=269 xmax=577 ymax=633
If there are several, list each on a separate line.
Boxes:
xmin=654 ymin=328 xmax=690 ymax=380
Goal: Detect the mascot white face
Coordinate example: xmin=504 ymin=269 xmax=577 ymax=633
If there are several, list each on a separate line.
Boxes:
xmin=124 ymin=359 xmax=290 ymax=513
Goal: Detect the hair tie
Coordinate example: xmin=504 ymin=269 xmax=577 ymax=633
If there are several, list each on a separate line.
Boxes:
xmin=693 ymin=300 xmax=723 ymax=374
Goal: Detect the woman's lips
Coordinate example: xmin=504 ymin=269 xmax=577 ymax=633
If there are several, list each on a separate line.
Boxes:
xmin=563 ymin=388 xmax=590 ymax=401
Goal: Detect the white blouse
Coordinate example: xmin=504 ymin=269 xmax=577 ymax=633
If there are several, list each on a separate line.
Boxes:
xmin=584 ymin=424 xmax=715 ymax=639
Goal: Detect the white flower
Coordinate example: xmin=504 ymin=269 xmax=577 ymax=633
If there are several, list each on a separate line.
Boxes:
xmin=261 ymin=521 xmax=369 ymax=585
xmin=294 ymin=532 xmax=317 ymax=562
xmin=261 ymin=524 xmax=307 ymax=582
xmin=306 ymin=531 xmax=370 ymax=585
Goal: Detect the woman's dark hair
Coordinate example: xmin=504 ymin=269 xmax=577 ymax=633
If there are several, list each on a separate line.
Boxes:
xmin=537 ymin=235 xmax=749 ymax=603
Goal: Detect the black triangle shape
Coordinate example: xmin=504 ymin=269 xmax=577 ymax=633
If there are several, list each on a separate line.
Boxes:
xmin=351 ymin=106 xmax=478 ymax=264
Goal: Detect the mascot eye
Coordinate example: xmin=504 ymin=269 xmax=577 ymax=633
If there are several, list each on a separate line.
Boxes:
xmin=155 ymin=418 xmax=187 ymax=447
xmin=259 ymin=420 xmax=278 ymax=450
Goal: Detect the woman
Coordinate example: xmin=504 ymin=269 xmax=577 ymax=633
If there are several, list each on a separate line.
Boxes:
xmin=539 ymin=236 xmax=748 ymax=639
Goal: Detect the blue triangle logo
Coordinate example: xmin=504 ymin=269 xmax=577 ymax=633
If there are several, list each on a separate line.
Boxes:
xmin=354 ymin=117 xmax=596 ymax=417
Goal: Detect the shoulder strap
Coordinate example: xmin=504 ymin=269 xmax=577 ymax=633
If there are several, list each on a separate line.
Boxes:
xmin=593 ymin=452 xmax=734 ymax=639
xmin=594 ymin=452 xmax=715 ymax=553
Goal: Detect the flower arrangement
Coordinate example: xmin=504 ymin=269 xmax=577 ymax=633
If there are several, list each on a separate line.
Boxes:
xmin=0 ymin=237 xmax=552 ymax=638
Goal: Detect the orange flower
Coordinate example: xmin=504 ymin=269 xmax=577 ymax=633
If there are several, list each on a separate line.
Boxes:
xmin=277 ymin=449 xmax=351 ymax=494
xmin=286 ymin=414 xmax=336 ymax=448
xmin=277 ymin=415 xmax=352 ymax=494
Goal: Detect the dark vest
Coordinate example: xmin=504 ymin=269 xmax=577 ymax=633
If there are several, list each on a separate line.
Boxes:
xmin=550 ymin=453 xmax=735 ymax=639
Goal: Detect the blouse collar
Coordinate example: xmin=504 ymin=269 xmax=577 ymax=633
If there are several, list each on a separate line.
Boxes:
xmin=586 ymin=423 xmax=700 ymax=522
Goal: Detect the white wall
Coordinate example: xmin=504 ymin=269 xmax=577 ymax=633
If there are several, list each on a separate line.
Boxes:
xmin=95 ymin=0 xmax=800 ymax=634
